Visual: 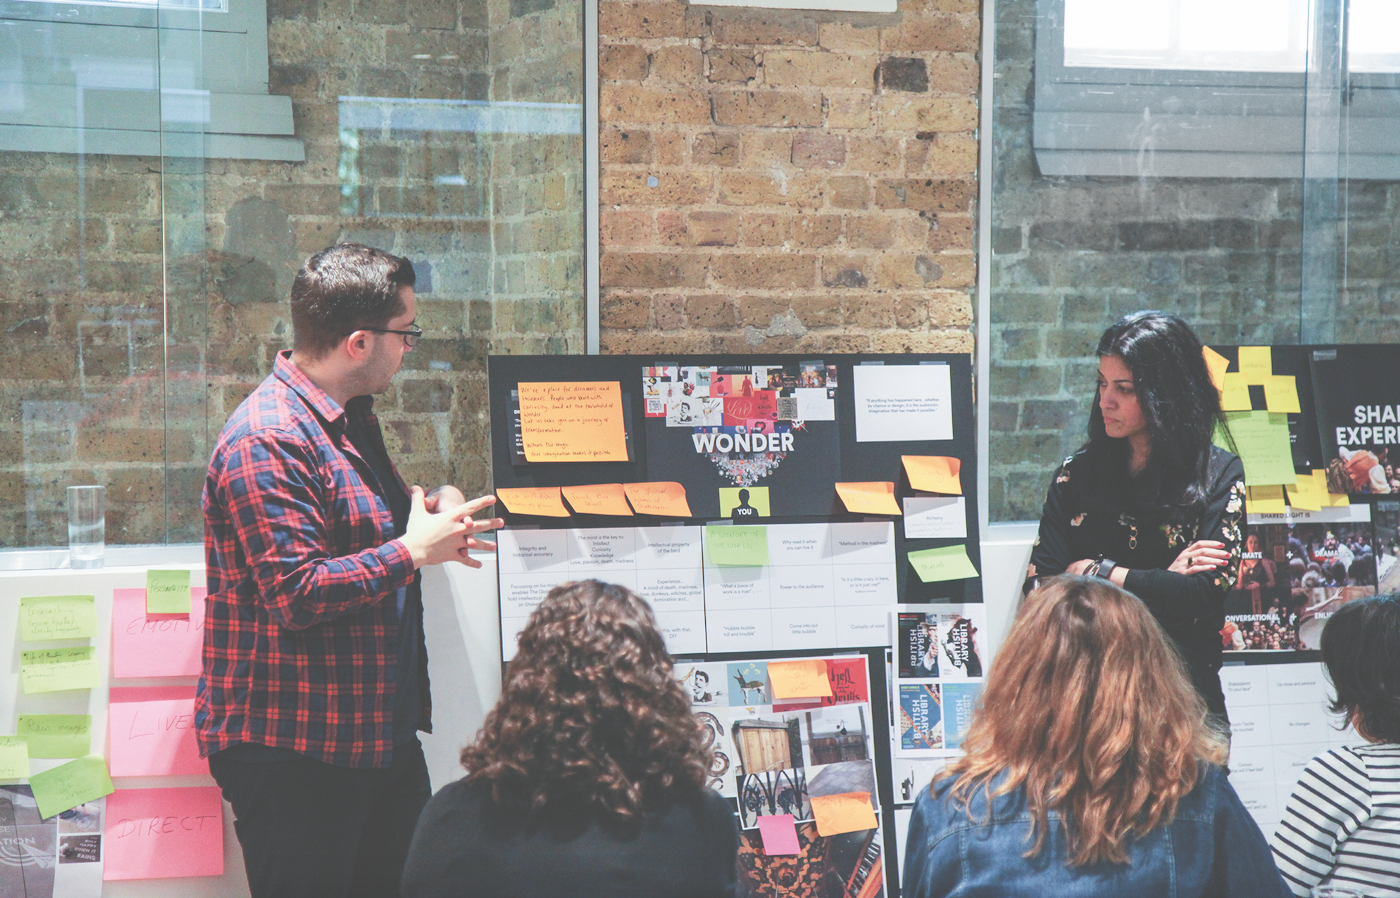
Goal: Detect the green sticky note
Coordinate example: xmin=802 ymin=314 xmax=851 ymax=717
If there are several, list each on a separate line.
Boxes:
xmin=20 ymin=647 xmax=98 ymax=694
xmin=908 ymin=545 xmax=981 ymax=583
xmin=29 ymin=756 xmax=114 ymax=820
xmin=146 ymin=568 xmax=192 ymax=615
xmin=19 ymin=595 xmax=97 ymax=641
xmin=1222 ymin=410 xmax=1297 ymax=486
xmin=0 ymin=737 xmax=27 ymax=779
xmin=705 ymin=525 xmax=770 ymax=567
xmin=18 ymin=715 xmax=92 ymax=759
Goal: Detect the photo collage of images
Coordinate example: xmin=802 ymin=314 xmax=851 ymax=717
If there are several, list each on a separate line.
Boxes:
xmin=0 ymin=785 xmax=103 ymax=898
xmin=643 ymin=362 xmax=838 ymax=431
xmin=679 ymin=656 xmax=886 ymax=898
xmin=1223 ymin=504 xmax=1394 ymax=655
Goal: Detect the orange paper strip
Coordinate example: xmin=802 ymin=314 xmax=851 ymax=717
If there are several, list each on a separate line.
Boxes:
xmin=518 ymin=381 xmax=628 ymax=463
xmin=902 ymin=456 xmax=963 ymax=494
xmin=767 ymin=660 xmax=834 ymax=700
xmin=496 ymin=487 xmax=569 ymax=517
xmin=810 ymin=792 xmax=878 ymax=837
xmin=562 ymin=483 xmax=634 ymax=516
xmin=834 ymin=482 xmax=902 ymax=516
xmin=624 ymin=482 xmax=692 ymax=517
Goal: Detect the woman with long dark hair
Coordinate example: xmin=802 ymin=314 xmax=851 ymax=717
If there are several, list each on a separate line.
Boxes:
xmin=400 ymin=580 xmax=738 ymax=898
xmin=1025 ymin=311 xmax=1245 ymax=724
xmin=902 ymin=577 xmax=1288 ymax=897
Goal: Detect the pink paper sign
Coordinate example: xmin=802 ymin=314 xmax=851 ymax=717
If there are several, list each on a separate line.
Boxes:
xmin=112 ymin=587 xmax=206 ymax=678
xmin=104 ymin=787 xmax=224 ymax=880
xmin=757 ymin=814 xmax=801 ymax=856
xmin=108 ymin=687 xmax=208 ymax=776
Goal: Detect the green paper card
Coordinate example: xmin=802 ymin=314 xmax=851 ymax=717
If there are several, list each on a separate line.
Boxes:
xmin=20 ymin=647 xmax=98 ymax=694
xmin=29 ymin=756 xmax=114 ymax=820
xmin=908 ymin=545 xmax=981 ymax=583
xmin=705 ymin=525 xmax=770 ymax=567
xmin=0 ymin=737 xmax=27 ymax=779
xmin=146 ymin=568 xmax=192 ymax=615
xmin=19 ymin=595 xmax=97 ymax=641
xmin=1222 ymin=410 xmax=1297 ymax=486
xmin=18 ymin=715 xmax=92 ymax=759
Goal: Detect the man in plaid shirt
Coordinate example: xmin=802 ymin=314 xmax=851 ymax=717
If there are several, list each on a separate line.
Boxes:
xmin=197 ymin=243 xmax=502 ymax=897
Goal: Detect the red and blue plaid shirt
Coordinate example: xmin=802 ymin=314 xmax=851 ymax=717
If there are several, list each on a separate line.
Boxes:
xmin=196 ymin=351 xmax=428 ymax=768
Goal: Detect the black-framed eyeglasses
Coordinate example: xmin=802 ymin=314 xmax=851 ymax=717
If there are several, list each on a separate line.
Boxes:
xmin=362 ymin=325 xmax=422 ymax=348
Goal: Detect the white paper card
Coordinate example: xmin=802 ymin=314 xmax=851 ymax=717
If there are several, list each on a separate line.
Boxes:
xmin=903 ymin=496 xmax=967 ymax=539
xmin=853 ymin=364 xmax=953 ymax=442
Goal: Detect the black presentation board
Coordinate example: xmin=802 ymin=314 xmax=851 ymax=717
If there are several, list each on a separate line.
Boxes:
xmin=487 ymin=353 xmax=982 ymax=604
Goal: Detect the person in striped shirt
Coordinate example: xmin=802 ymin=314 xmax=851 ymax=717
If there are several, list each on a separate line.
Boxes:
xmin=1272 ymin=594 xmax=1400 ymax=896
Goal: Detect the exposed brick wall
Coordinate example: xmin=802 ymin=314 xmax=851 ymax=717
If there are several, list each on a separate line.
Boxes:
xmin=0 ymin=0 xmax=581 ymax=547
xmin=596 ymin=0 xmax=980 ymax=356
xmin=986 ymin=0 xmax=1400 ymax=521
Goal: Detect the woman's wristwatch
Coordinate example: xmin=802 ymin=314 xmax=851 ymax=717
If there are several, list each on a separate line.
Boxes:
xmin=1095 ymin=557 xmax=1117 ymax=580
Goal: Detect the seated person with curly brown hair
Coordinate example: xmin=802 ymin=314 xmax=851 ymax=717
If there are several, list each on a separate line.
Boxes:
xmin=400 ymin=580 xmax=739 ymax=898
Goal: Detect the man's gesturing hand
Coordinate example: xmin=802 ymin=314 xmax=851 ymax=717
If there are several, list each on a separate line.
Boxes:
xmin=402 ymin=487 xmax=503 ymax=569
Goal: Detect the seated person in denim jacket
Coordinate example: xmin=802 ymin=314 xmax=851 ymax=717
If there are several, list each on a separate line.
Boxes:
xmin=902 ymin=576 xmax=1290 ymax=898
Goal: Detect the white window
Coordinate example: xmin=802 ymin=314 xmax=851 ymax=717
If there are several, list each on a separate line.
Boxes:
xmin=0 ymin=0 xmax=301 ymax=160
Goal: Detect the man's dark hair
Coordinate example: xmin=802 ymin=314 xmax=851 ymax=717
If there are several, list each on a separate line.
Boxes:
xmin=1322 ymin=593 xmax=1400 ymax=742
xmin=290 ymin=243 xmax=415 ymax=359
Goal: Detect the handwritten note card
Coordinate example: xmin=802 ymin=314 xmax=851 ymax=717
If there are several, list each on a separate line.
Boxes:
xmin=1246 ymin=484 xmax=1287 ymax=514
xmin=29 ymin=756 xmax=114 ymax=820
xmin=903 ymin=497 xmax=967 ymax=539
xmin=19 ymin=595 xmax=96 ymax=641
xmin=0 ymin=737 xmax=27 ymax=779
xmin=810 ymin=792 xmax=878 ymax=837
xmin=767 ymin=660 xmax=834 ymax=700
xmin=496 ymin=487 xmax=570 ymax=518
xmin=1237 ymin=346 xmax=1273 ymax=384
xmin=112 ymin=587 xmax=206 ymax=678
xmin=518 ymin=381 xmax=628 ymax=462
xmin=1219 ymin=373 xmax=1252 ymax=411
xmin=907 ymin=545 xmax=980 ymax=583
xmin=853 ymin=364 xmax=953 ymax=442
xmin=623 ymin=482 xmax=692 ymax=517
xmin=108 ymin=687 xmax=208 ymax=777
xmin=562 ymin=483 xmax=634 ymax=516
xmin=705 ymin=526 xmax=770 ymax=567
xmin=18 ymin=715 xmax=92 ymax=759
xmin=146 ymin=569 xmax=192 ymax=615
xmin=104 ymin=787 xmax=224 ymax=880
xmin=21 ymin=646 xmax=98 ymax=693
xmin=1263 ymin=375 xmax=1301 ymax=414
xmin=834 ymin=482 xmax=902 ymax=516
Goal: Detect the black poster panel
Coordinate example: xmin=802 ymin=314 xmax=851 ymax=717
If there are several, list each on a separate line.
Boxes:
xmin=1309 ymin=345 xmax=1400 ymax=495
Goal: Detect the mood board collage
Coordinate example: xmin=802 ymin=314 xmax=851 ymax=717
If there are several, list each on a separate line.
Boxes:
xmin=488 ymin=354 xmax=984 ymax=898
xmin=1205 ymin=344 xmax=1400 ymax=660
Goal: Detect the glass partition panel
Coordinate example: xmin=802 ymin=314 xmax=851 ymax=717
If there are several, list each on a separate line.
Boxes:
xmin=0 ymin=0 xmax=585 ymax=560
xmin=988 ymin=0 xmax=1400 ymax=521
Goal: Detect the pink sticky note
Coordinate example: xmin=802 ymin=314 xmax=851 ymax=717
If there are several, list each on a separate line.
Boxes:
xmin=108 ymin=687 xmax=207 ymax=776
xmin=757 ymin=814 xmax=801 ymax=856
xmin=112 ymin=586 xmax=206 ymax=678
xmin=104 ymin=787 xmax=224 ymax=880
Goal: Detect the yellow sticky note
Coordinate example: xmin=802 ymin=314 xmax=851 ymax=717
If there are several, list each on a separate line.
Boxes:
xmin=1316 ymin=469 xmax=1351 ymax=507
xmin=21 ymin=647 xmax=98 ymax=694
xmin=908 ymin=545 xmax=980 ymax=583
xmin=1246 ymin=484 xmax=1286 ymax=514
xmin=767 ymin=660 xmax=833 ymax=700
xmin=624 ymin=482 xmax=693 ymax=517
xmin=518 ymin=381 xmax=629 ymax=463
xmin=1202 ymin=346 xmax=1230 ymax=390
xmin=1237 ymin=346 xmax=1272 ymax=384
xmin=496 ymin=486 xmax=570 ymax=518
xmin=19 ymin=595 xmax=97 ymax=641
xmin=29 ymin=756 xmax=114 ymax=820
xmin=902 ymin=456 xmax=962 ymax=494
xmin=810 ymin=792 xmax=878 ymax=837
xmin=1285 ymin=473 xmax=1322 ymax=511
xmin=1219 ymin=373 xmax=1252 ymax=411
xmin=834 ymin=482 xmax=902 ymax=516
xmin=561 ymin=484 xmax=633 ymax=516
xmin=1263 ymin=375 xmax=1300 ymax=414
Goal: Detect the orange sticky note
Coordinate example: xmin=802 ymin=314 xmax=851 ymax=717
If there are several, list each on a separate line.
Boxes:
xmin=624 ymin=482 xmax=692 ymax=517
xmin=496 ymin=487 xmax=569 ymax=517
xmin=1202 ymin=346 xmax=1229 ymax=390
xmin=517 ymin=381 xmax=628 ymax=463
xmin=562 ymin=483 xmax=634 ymax=516
xmin=810 ymin=792 xmax=878 ymax=837
xmin=902 ymin=456 xmax=962 ymax=494
xmin=834 ymin=482 xmax=902 ymax=516
xmin=767 ymin=660 xmax=834 ymax=700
